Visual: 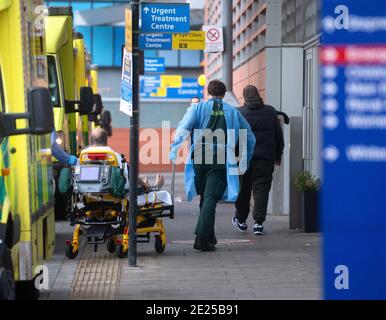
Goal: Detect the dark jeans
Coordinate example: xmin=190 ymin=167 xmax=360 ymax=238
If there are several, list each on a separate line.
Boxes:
xmin=194 ymin=164 xmax=227 ymax=239
xmin=235 ymin=159 xmax=274 ymax=225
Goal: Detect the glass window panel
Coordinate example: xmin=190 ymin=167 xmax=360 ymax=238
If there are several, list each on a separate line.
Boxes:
xmin=47 ymin=1 xmax=70 ymax=6
xmin=144 ymin=50 xmax=158 ymax=57
xmin=158 ymin=50 xmax=178 ymax=67
xmin=93 ymin=2 xmax=114 ymax=9
xmin=71 ymin=2 xmax=91 ymax=11
xmin=47 ymin=56 xmax=61 ymax=108
xmin=114 ymin=27 xmax=125 ymax=67
xmin=92 ymin=26 xmax=113 ymax=67
xmin=75 ymin=26 xmax=92 ymax=52
xmin=179 ymin=50 xmax=201 ymax=67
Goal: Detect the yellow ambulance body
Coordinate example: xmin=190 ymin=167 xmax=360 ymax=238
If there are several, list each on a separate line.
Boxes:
xmin=45 ymin=6 xmax=95 ymax=219
xmin=0 ymin=0 xmax=55 ymax=299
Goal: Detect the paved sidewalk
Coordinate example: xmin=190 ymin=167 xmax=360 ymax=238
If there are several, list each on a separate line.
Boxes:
xmin=41 ymin=174 xmax=321 ymax=300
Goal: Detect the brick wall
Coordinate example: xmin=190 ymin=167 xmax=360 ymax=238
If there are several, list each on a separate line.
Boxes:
xmin=233 ymin=51 xmax=266 ymax=103
xmin=204 ymin=0 xmax=269 ymax=104
xmin=109 ymin=128 xmax=187 ymax=173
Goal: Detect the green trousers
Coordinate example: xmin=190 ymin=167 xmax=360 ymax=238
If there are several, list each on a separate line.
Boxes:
xmin=193 ymin=164 xmax=227 ymax=239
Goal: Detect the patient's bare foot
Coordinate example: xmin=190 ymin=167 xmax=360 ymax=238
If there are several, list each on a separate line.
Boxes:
xmin=154 ymin=174 xmax=165 ymax=189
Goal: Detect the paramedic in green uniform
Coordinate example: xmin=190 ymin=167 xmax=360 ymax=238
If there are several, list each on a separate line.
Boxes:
xmin=170 ymin=80 xmax=255 ymax=251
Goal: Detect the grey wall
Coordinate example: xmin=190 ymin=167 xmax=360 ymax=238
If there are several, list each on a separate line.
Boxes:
xmin=281 ymin=47 xmax=304 ymax=215
xmin=266 ymin=47 xmax=304 ymax=216
xmin=265 ymin=47 xmax=283 ymax=215
xmin=104 ymin=100 xmax=189 ymax=129
xmin=266 ymin=0 xmax=283 ymax=47
xmin=281 ymin=0 xmax=320 ymax=44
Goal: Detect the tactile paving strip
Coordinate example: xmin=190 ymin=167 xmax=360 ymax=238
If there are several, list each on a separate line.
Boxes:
xmin=69 ymin=244 xmax=122 ymax=300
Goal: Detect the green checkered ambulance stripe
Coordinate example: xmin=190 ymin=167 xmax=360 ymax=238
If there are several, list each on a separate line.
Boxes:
xmin=0 ymin=138 xmax=10 ymax=220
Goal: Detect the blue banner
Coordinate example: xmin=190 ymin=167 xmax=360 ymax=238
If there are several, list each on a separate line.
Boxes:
xmin=322 ymin=0 xmax=386 ymax=44
xmin=321 ymin=0 xmax=386 ymax=299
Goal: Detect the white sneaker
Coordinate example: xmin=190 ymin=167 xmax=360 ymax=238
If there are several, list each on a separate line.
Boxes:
xmin=232 ymin=216 xmax=247 ymax=232
xmin=253 ymin=223 xmax=264 ymax=235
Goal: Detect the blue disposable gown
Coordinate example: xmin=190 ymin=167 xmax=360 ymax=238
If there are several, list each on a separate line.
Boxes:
xmin=51 ymin=131 xmax=70 ymax=164
xmin=170 ymin=98 xmax=256 ymax=202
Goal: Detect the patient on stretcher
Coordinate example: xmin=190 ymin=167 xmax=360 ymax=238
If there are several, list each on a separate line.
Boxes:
xmin=82 ymin=128 xmax=171 ymax=205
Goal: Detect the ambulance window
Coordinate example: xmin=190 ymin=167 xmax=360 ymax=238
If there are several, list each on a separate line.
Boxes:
xmin=47 ymin=56 xmax=61 ymax=107
xmin=0 ymin=68 xmax=5 ymax=113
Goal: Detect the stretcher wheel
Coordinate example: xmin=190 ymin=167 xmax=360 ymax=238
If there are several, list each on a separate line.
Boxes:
xmin=106 ymin=239 xmax=116 ymax=253
xmin=155 ymin=236 xmax=165 ymax=254
xmin=116 ymin=244 xmax=128 ymax=258
xmin=65 ymin=245 xmax=78 ymax=259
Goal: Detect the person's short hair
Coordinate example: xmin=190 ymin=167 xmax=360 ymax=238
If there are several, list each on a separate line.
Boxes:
xmin=243 ymin=85 xmax=259 ymax=100
xmin=207 ymin=80 xmax=227 ymax=97
xmin=90 ymin=128 xmax=108 ymax=146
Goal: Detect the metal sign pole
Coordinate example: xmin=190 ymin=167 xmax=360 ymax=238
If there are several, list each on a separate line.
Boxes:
xmin=221 ymin=0 xmax=233 ymax=91
xmin=128 ymin=0 xmax=140 ymax=267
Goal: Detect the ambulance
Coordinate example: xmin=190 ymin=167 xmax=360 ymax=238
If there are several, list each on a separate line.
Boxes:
xmin=44 ymin=6 xmax=95 ymax=219
xmin=0 ymin=0 xmax=55 ymax=299
xmin=85 ymin=56 xmax=112 ymax=136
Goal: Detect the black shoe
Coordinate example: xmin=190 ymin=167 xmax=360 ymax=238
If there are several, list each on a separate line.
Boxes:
xmin=193 ymin=236 xmax=216 ymax=251
xmin=253 ymin=223 xmax=265 ymax=235
xmin=193 ymin=236 xmax=200 ymax=250
xmin=209 ymin=235 xmax=217 ymax=245
xmin=232 ymin=216 xmax=247 ymax=232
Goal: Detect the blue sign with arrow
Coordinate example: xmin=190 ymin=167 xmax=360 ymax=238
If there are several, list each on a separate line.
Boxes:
xmin=141 ymin=2 xmax=190 ymax=33
xmin=139 ymin=33 xmax=172 ymax=50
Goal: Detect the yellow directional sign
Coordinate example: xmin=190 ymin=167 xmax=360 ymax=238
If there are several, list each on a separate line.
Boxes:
xmin=151 ymin=87 xmax=167 ymax=97
xmin=161 ymin=75 xmax=182 ymax=88
xmin=172 ymin=31 xmax=205 ymax=50
xmin=125 ymin=8 xmax=132 ymax=51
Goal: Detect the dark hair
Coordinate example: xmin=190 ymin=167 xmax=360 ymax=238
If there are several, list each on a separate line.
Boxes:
xmin=207 ymin=80 xmax=227 ymax=97
xmin=243 ymin=85 xmax=264 ymax=105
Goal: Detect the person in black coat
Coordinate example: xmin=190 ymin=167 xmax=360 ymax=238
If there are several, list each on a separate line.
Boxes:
xmin=232 ymin=85 xmax=284 ymax=235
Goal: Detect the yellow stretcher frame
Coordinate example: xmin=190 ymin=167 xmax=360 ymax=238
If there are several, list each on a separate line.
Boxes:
xmin=66 ymin=155 xmax=175 ymax=258
xmin=79 ymin=148 xmax=119 ymax=166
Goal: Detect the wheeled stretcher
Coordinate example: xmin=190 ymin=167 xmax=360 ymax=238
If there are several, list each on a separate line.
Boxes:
xmin=59 ymin=147 xmax=175 ymax=259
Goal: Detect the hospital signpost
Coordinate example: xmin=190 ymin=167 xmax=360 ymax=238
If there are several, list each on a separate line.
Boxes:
xmin=124 ymin=1 xmax=190 ymax=267
xmin=126 ymin=2 xmax=139 ymax=267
